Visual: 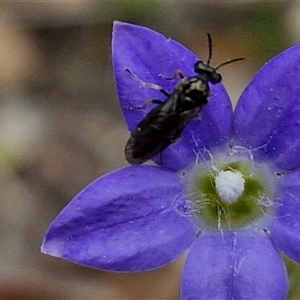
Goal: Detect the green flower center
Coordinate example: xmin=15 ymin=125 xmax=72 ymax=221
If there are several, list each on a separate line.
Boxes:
xmin=186 ymin=153 xmax=277 ymax=230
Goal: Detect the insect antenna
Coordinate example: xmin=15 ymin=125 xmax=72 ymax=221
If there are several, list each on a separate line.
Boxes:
xmin=206 ymin=33 xmax=244 ymax=69
xmin=206 ymin=33 xmax=213 ymax=65
xmin=215 ymin=57 xmax=245 ymax=70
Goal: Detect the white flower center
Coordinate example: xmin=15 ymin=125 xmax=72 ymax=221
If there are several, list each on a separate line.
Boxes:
xmin=215 ymin=170 xmax=245 ymax=203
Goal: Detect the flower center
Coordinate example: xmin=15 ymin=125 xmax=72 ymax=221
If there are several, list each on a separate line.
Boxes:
xmin=215 ymin=170 xmax=245 ymax=203
xmin=185 ymin=150 xmax=278 ymax=230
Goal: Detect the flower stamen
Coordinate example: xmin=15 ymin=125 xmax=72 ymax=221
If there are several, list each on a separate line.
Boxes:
xmin=215 ymin=170 xmax=245 ymax=203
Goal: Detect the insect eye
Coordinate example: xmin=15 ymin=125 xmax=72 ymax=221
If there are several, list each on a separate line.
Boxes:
xmin=210 ymin=73 xmax=222 ymax=84
xmin=194 ymin=61 xmax=204 ymax=73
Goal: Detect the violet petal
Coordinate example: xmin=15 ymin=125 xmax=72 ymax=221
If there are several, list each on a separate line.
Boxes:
xmin=234 ymin=42 xmax=300 ymax=170
xmin=181 ymin=233 xmax=287 ymax=300
xmin=41 ymin=165 xmax=195 ymax=271
xmin=271 ymin=170 xmax=300 ymax=263
xmin=112 ymin=21 xmax=233 ymax=170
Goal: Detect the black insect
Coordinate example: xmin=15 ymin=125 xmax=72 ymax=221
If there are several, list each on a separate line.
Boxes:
xmin=124 ymin=33 xmax=244 ymax=165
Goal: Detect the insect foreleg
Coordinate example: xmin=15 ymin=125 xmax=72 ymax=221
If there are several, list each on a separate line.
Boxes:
xmin=159 ymin=70 xmax=185 ymax=80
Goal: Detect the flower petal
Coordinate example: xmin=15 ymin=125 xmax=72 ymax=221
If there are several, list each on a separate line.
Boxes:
xmin=181 ymin=233 xmax=287 ymax=300
xmin=112 ymin=21 xmax=233 ymax=170
xmin=41 ymin=165 xmax=196 ymax=271
xmin=234 ymin=42 xmax=300 ymax=170
xmin=271 ymin=170 xmax=300 ymax=263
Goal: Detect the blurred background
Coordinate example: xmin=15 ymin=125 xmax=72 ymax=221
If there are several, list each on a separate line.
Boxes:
xmin=0 ymin=1 xmax=299 ymax=299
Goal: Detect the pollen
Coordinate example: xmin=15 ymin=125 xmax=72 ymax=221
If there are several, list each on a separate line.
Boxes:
xmin=215 ymin=170 xmax=245 ymax=203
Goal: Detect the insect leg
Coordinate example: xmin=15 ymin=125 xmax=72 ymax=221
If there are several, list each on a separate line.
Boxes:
xmin=135 ymin=99 xmax=163 ymax=110
xmin=193 ymin=114 xmax=201 ymax=121
xmin=123 ymin=99 xmax=163 ymax=111
xmin=126 ymin=69 xmax=170 ymax=97
xmin=159 ymin=151 xmax=163 ymax=165
xmin=159 ymin=70 xmax=185 ymax=80
xmin=140 ymin=99 xmax=163 ymax=109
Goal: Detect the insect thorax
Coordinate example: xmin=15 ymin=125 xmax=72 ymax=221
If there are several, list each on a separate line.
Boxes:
xmin=179 ymin=77 xmax=210 ymax=107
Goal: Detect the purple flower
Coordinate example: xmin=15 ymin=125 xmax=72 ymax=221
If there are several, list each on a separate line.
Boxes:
xmin=41 ymin=21 xmax=300 ymax=299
